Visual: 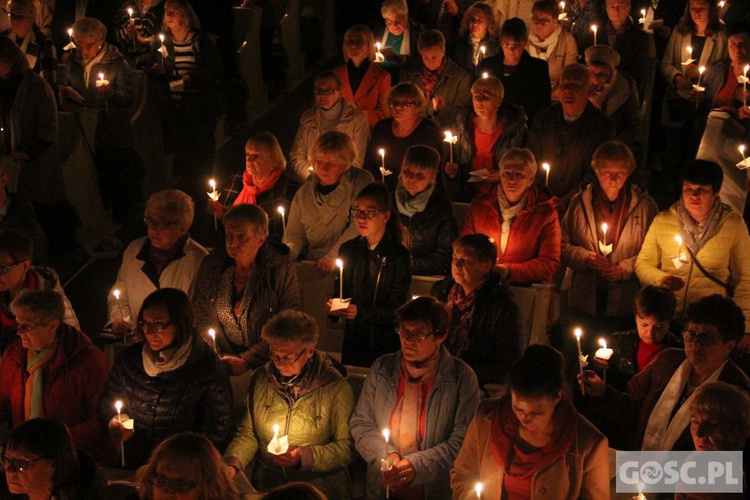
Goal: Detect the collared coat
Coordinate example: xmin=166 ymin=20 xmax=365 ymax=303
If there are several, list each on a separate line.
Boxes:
xmin=334 ymin=62 xmax=392 ymax=128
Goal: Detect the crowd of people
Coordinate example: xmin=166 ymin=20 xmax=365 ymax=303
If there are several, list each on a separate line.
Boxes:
xmin=1 ymin=0 xmax=750 ymax=498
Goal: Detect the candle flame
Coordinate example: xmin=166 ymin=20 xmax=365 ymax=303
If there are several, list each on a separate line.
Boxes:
xmin=575 ymin=327 xmax=582 ymax=339
xmin=480 ymin=45 xmax=486 ymax=54
xmin=67 ymin=28 xmax=73 ymax=36
xmin=744 ymin=64 xmax=750 ymax=76
xmin=687 ymin=46 xmax=693 ymax=55
xmin=602 ymin=222 xmax=608 ymax=235
xmin=699 ymin=65 xmax=706 ymax=74
xmin=127 ymin=7 xmax=133 ymax=16
xmin=208 ymin=328 xmax=216 ymax=340
xmin=641 ymin=8 xmax=646 ymax=16
xmin=376 ymin=42 xmax=381 ymax=51
xmin=719 ymin=0 xmax=725 ymax=7
xmin=159 ymin=33 xmax=165 ymax=43
xmin=378 ymin=148 xmax=385 ymax=158
xmin=560 ymin=1 xmax=565 ymax=9
xmin=113 ymin=289 xmax=121 ymax=300
xmin=273 ymin=424 xmax=279 ymax=435
xmin=741 ymin=145 xmax=747 ymax=156
xmin=382 ymin=428 xmax=390 ymax=441
xmin=335 ymin=258 xmax=343 ymax=270
xmin=98 ymin=72 xmax=105 ymax=81
xmin=542 ymin=162 xmax=550 ymax=172
xmin=444 ymin=131 xmax=453 ymax=141
xmin=675 ymin=235 xmax=683 ymax=245
xmin=481 ymin=72 xmax=489 ymax=79
xmin=209 ymin=178 xmax=216 ymax=190
xmin=115 ymin=400 xmax=123 ymax=412
xmin=412 ymin=294 xmax=419 ymax=300
xmin=475 ymin=482 xmax=484 ymax=496
xmin=591 ymin=24 xmax=597 ymax=32
xmin=599 ymin=338 xmax=607 ymax=349
xmin=277 ymin=206 xmax=285 ymax=216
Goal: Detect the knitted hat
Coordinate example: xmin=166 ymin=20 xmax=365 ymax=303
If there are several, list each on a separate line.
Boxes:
xmin=584 ymin=45 xmax=620 ymax=68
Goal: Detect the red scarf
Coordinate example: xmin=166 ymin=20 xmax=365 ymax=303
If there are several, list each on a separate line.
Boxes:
xmin=233 ymin=169 xmax=282 ymax=206
xmin=446 ymin=280 xmax=483 ymax=358
xmin=637 ymin=341 xmax=665 ymax=372
xmin=491 ymin=395 xmax=579 ymax=498
xmin=420 ymin=59 xmax=446 ymax=102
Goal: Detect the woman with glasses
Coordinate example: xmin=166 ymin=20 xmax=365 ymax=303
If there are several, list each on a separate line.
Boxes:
xmin=334 ymin=25 xmax=392 ymax=129
xmin=366 ymin=82 xmax=441 ymax=192
xmin=582 ymin=294 xmax=750 ymax=452
xmin=328 ymin=183 xmax=411 ymax=367
xmin=375 ymin=0 xmax=423 ymax=81
xmin=139 ymin=432 xmax=240 ymax=500
xmin=223 ymin=310 xmax=355 ymax=498
xmin=443 ymin=76 xmax=527 ymax=202
xmin=350 ymin=296 xmax=480 ymax=500
xmin=636 ymin=159 xmax=750 ymax=350
xmin=562 ymin=141 xmax=657 ymax=335
xmin=108 ymin=190 xmax=208 ymax=339
xmin=461 ymin=148 xmax=561 ymax=284
xmin=477 ymin=17 xmax=551 ymax=124
xmin=452 ymin=2 xmax=500 ymax=78
xmin=0 ymin=418 xmax=106 ymax=499
xmin=195 ymin=203 xmax=300 ymax=375
xmin=527 ymin=0 xmax=578 ymax=100
xmin=102 ymin=288 xmax=232 ymax=470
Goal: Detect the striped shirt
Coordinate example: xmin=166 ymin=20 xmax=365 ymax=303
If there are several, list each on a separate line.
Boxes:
xmin=170 ymin=38 xmax=198 ymax=101
xmin=114 ymin=2 xmax=162 ymax=58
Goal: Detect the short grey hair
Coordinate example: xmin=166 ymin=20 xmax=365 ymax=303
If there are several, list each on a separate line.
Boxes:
xmin=591 ymin=140 xmax=636 ymax=174
xmin=11 ymin=290 xmax=64 ymax=325
xmin=309 ymin=130 xmax=356 ymax=167
xmin=261 ymin=310 xmax=319 ymax=346
xmin=500 ymin=148 xmax=538 ymax=177
xmin=145 ymin=189 xmax=195 ymax=228
xmin=381 ymin=0 xmax=408 ymax=18
xmin=72 ymin=17 xmax=107 ymax=42
xmin=223 ymin=204 xmax=269 ymax=238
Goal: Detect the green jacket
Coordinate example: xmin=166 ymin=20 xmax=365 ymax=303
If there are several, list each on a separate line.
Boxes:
xmin=224 ymin=351 xmax=355 ymax=498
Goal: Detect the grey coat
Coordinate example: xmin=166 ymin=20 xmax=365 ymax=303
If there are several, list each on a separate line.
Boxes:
xmin=401 ymin=57 xmax=472 ymax=129
xmin=350 ymin=348 xmax=480 ymax=500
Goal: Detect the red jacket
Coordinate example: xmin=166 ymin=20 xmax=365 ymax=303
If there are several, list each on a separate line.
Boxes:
xmin=334 ymin=62 xmax=391 ymax=128
xmin=0 ymin=325 xmax=111 ymax=460
xmin=461 ymin=183 xmax=561 ymax=284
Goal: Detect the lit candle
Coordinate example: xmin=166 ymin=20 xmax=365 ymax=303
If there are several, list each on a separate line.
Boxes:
xmin=273 ymin=423 xmax=279 ymax=439
xmin=208 ymin=179 xmax=219 ymax=230
xmin=127 ymin=7 xmax=134 ymax=23
xmin=277 ymin=206 xmax=286 ymax=233
xmin=375 ymin=42 xmax=384 ymax=63
xmin=378 ymin=148 xmax=388 ymax=183
xmin=115 ymin=400 xmax=125 ymax=467
xmin=602 ymin=223 xmax=608 ymax=246
xmin=558 ymin=1 xmax=567 ymax=19
xmin=158 ymin=33 xmax=166 ymax=64
xmin=591 ymin=24 xmax=597 ymax=45
xmin=443 ymin=131 xmax=457 ymax=163
xmin=683 ymin=45 xmax=693 ymax=66
xmin=475 ymin=482 xmax=484 ymax=499
xmin=575 ymin=328 xmax=585 ymax=396
xmin=67 ymin=27 xmax=74 ymax=48
xmin=741 ymin=144 xmax=747 ymax=162
xmin=336 ymin=258 xmax=344 ymax=299
xmin=479 ymin=44 xmax=486 ymax=62
xmin=634 ymin=483 xmax=646 ymax=500
xmin=542 ymin=162 xmax=550 ymax=187
xmin=675 ymin=234 xmax=684 ymax=256
xmin=113 ymin=289 xmax=125 ymax=320
xmin=208 ymin=328 xmax=217 ymax=353
xmin=481 ymin=71 xmax=489 ymax=79
xmin=96 ymin=72 xmax=108 ymax=87
xmin=697 ymin=65 xmax=706 ymax=87
xmin=595 ymin=338 xmax=613 ymax=384
xmin=383 ymin=428 xmax=391 ymax=499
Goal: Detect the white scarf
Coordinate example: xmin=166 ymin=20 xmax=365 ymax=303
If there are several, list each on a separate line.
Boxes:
xmin=470 ymin=36 xmax=482 ymax=66
xmin=641 ymin=360 xmax=724 ymax=451
xmin=7 ymin=30 xmax=36 ymax=69
xmin=497 ymin=188 xmax=527 ymax=254
xmin=83 ymin=48 xmax=106 ymax=88
xmin=528 ymin=25 xmax=561 ymax=61
xmin=380 ymin=26 xmax=411 ymax=56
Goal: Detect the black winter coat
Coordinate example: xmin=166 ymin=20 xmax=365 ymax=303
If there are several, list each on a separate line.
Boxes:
xmin=393 ymin=188 xmax=458 ymax=276
xmin=431 ymin=270 xmax=528 ymax=387
xmin=339 ymin=232 xmax=412 ymax=367
xmin=100 ymin=337 xmax=232 ymax=469
xmin=603 ymin=329 xmax=684 ymax=392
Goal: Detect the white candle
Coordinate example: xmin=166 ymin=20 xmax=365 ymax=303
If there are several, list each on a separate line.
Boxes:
xmin=115 ymin=400 xmax=125 ymax=467
xmin=639 ymin=8 xmax=646 ymax=24
xmin=378 ymin=148 xmax=386 ymax=183
xmin=591 ymin=24 xmax=597 ymax=45
xmin=208 ymin=328 xmax=217 ymax=353
xmin=336 ymin=258 xmax=344 ymax=299
xmin=741 ymin=145 xmax=747 ymax=162
xmin=208 ymin=179 xmax=219 ymax=230
xmin=542 ymin=162 xmax=550 ymax=187
xmin=675 ymin=234 xmax=684 ymax=255
xmin=113 ymin=289 xmax=124 ymax=320
xmin=575 ymin=328 xmax=585 ymax=396
xmin=595 ymin=338 xmax=613 ymax=384
xmin=277 ymin=206 xmax=286 ymax=233
xmin=602 ymin=223 xmax=608 ymax=246
xmin=273 ymin=423 xmax=279 ymax=439
xmin=697 ymin=65 xmax=706 ymax=87
xmin=443 ymin=131 xmax=457 ymax=163
xmin=475 ymin=482 xmax=484 ymax=499
xmin=158 ymin=33 xmax=166 ymax=63
xmin=209 ymin=178 xmax=217 ymax=196
xmin=375 ymin=42 xmax=384 ymax=63
xmin=479 ymin=45 xmax=486 ymax=62
xmin=67 ymin=28 xmax=73 ymax=42
xmin=383 ymin=428 xmax=391 ymax=499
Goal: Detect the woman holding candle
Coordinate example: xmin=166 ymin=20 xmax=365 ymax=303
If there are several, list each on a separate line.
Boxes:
xmin=334 ymin=25 xmax=392 ymax=129
xmin=561 ymin=141 xmax=658 ymax=334
xmin=350 ymin=296 xmax=480 ymax=500
xmin=443 ymin=76 xmax=528 ymax=202
xmin=102 ymin=288 xmax=232 ymax=469
xmin=108 ymin=190 xmax=208 ymax=337
xmin=207 ymin=133 xmax=300 ymax=242
xmin=113 ymin=0 xmax=165 ymax=64
xmin=451 ymin=344 xmax=609 ymax=498
xmin=328 ymin=183 xmax=412 ymax=367
xmin=195 ymin=204 xmax=300 ymax=374
xmin=452 ymin=2 xmax=501 ymax=78
xmin=461 ymin=148 xmax=561 ymax=284
xmin=569 ymin=0 xmax=603 ymax=53
xmin=366 ymin=83 xmax=442 ymax=192
xmin=223 ymin=310 xmax=355 ymax=498
xmin=375 ymin=0 xmax=424 ymax=81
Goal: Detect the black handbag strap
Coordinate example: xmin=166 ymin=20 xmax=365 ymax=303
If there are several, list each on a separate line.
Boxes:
xmin=684 ymin=245 xmax=732 ymax=295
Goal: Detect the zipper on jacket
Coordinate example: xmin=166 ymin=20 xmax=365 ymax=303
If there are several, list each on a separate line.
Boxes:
xmin=373 ymin=256 xmax=387 ymax=307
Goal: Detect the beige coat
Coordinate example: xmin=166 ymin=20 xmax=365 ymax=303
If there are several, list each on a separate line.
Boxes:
xmin=562 ymin=183 xmax=658 ymax=316
xmin=450 ymin=399 xmax=610 ymax=499
xmin=635 ymin=203 xmax=750 ymax=332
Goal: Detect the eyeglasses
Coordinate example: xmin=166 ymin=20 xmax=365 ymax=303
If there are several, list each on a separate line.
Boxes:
xmin=150 ymin=472 xmax=199 ymax=494
xmin=344 ymin=39 xmax=366 ymax=46
xmin=682 ymin=330 xmax=720 ymax=348
xmin=138 ymin=321 xmax=174 ymax=333
xmin=396 ymin=326 xmax=436 ymax=341
xmin=471 ymin=92 xmax=500 ymax=102
xmin=351 ymin=208 xmax=386 ymax=220
xmin=390 ymin=100 xmax=416 ymax=109
xmin=144 ymin=217 xmax=181 ymax=230
xmin=0 ymin=260 xmax=24 ymax=275
xmin=1 ymin=456 xmax=47 ymax=473
xmin=531 ymin=16 xmax=553 ymax=25
xmin=314 ymin=88 xmax=339 ymax=96
xmin=501 ymin=41 xmax=525 ymax=50
xmin=270 ymin=348 xmax=306 ymax=365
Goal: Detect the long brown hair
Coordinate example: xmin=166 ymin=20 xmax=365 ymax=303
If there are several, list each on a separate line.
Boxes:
xmin=676 ymin=0 xmax=722 ymax=36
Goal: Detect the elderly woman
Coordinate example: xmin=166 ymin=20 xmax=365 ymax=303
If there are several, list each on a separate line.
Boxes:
xmin=366 ymin=83 xmax=442 ymax=192
xmin=0 ymin=291 xmax=110 ymax=462
xmin=223 ymin=310 xmax=355 ymax=498
xmin=461 ymin=148 xmax=560 ymax=284
xmin=102 ymin=288 xmax=232 ymax=469
xmin=108 ymin=190 xmax=207 ymax=337
xmin=443 ymin=76 xmax=527 ymax=202
xmin=334 ymin=25 xmax=392 ymax=129
xmin=328 ymin=183 xmax=411 ymax=367
xmin=61 ymin=17 xmax=138 ymax=225
xmin=636 ymin=160 xmax=750 ymax=347
xmin=527 ymin=0 xmax=578 ymax=100
xmin=138 ymin=432 xmax=240 ymax=500
xmin=285 ymin=131 xmax=374 ymax=273
xmin=562 ymin=141 xmax=658 ymax=334
xmin=689 ymin=381 xmax=750 ymax=452
xmin=394 ymin=145 xmax=457 ymax=276
xmin=452 ymin=345 xmax=609 ymax=498
xmin=195 ymin=204 xmax=300 ymax=374
xmin=452 ymin=2 xmax=500 ymax=77
xmin=113 ymin=0 xmax=165 ymax=63
xmin=207 ymin=133 xmax=299 ymax=242
xmin=1 ymin=0 xmax=57 ymax=87
xmin=583 ymin=294 xmax=750 ymax=451
xmin=431 ymin=234 xmax=526 ymax=387
xmin=375 ymin=0 xmax=423 ymax=80
xmin=478 ymin=17 xmax=552 ymax=123
xmin=0 ymin=419 xmax=105 ymax=499
xmin=401 ymin=29 xmax=471 ymax=129
xmin=350 ymin=297 xmax=480 ymax=500
xmin=699 ymin=20 xmax=750 ymax=121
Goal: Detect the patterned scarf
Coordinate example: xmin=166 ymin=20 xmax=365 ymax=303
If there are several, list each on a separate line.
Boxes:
xmin=234 ymin=168 xmax=282 ymax=206
xmin=142 ymin=336 xmax=193 ymax=377
xmin=268 ymin=354 xmax=316 ymax=405
xmin=593 ymin=181 xmax=631 ymax=251
xmin=446 ymin=280 xmax=483 ymax=357
xmin=420 ymin=59 xmax=446 ymax=102
xmin=25 ymin=338 xmax=57 ymax=420
xmin=497 ymin=188 xmax=527 ymax=255
xmin=676 ymin=198 xmax=726 ymax=255
xmin=527 ymin=25 xmax=561 ymax=61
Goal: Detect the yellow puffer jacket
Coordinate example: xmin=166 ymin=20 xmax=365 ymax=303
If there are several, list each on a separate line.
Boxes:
xmin=635 ymin=203 xmax=750 ymax=331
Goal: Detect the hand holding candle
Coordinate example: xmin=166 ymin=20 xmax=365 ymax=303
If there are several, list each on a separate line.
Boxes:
xmin=599 ymin=223 xmax=612 ymax=257
xmin=595 ymin=338 xmax=613 ymax=384
xmin=443 ymin=131 xmax=458 ymax=163
xmin=378 ymin=148 xmax=392 ymax=182
xmin=375 ymin=42 xmax=385 ymax=63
